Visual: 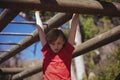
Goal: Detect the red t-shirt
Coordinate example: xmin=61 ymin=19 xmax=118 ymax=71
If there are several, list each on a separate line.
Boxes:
xmin=41 ymin=42 xmax=74 ymax=80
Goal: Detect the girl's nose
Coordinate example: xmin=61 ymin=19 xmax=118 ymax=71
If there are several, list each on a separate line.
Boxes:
xmin=55 ymin=44 xmax=58 ymax=49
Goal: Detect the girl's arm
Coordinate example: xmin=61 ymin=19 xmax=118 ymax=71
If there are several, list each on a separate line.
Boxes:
xmin=68 ymin=14 xmax=79 ymax=45
xmin=35 ymin=11 xmax=46 ymax=46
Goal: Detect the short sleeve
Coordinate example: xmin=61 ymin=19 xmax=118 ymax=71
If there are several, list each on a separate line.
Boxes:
xmin=65 ymin=42 xmax=75 ymax=53
xmin=41 ymin=43 xmax=49 ymax=56
xmin=41 ymin=43 xmax=48 ymax=51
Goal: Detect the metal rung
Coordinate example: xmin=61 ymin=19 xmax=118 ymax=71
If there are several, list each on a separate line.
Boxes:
xmin=0 ymin=42 xmax=20 ymax=45
xmin=0 ymin=50 xmax=10 ymax=52
xmin=0 ymin=32 xmax=33 ymax=36
xmin=11 ymin=21 xmax=47 ymax=25
xmin=11 ymin=21 xmax=36 ymax=24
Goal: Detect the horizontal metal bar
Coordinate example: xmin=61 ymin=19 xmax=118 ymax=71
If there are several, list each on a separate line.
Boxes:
xmin=11 ymin=21 xmax=36 ymax=24
xmin=0 ymin=42 xmax=20 ymax=45
xmin=11 ymin=21 xmax=47 ymax=25
xmin=0 ymin=32 xmax=33 ymax=36
xmin=0 ymin=50 xmax=10 ymax=52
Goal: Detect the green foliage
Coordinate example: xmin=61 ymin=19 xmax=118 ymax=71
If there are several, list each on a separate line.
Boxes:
xmin=97 ymin=0 xmax=120 ymax=3
xmin=84 ymin=51 xmax=96 ymax=73
xmin=95 ymin=47 xmax=120 ymax=80
xmin=63 ymin=26 xmax=70 ymax=39
xmin=40 ymin=11 xmax=55 ymax=17
xmin=81 ymin=15 xmax=95 ymax=41
xmin=97 ymin=17 xmax=112 ymax=34
xmin=83 ymin=47 xmax=120 ymax=80
xmin=97 ymin=0 xmax=112 ymax=2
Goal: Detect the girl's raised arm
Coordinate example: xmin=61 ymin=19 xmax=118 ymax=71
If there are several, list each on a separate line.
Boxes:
xmin=68 ymin=14 xmax=79 ymax=45
xmin=35 ymin=11 xmax=46 ymax=46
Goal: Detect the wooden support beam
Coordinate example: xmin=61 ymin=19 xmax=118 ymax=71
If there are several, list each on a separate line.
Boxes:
xmin=10 ymin=25 xmax=120 ymax=80
xmin=0 ymin=68 xmax=23 ymax=74
xmin=0 ymin=0 xmax=120 ymax=16
xmin=0 ymin=13 xmax=73 ymax=64
xmin=0 ymin=9 xmax=20 ymax=31
xmin=12 ymin=64 xmax=43 ymax=80
xmin=73 ymin=25 xmax=120 ymax=58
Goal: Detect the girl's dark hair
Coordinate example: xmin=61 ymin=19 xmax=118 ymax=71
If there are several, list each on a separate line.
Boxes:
xmin=46 ymin=28 xmax=67 ymax=44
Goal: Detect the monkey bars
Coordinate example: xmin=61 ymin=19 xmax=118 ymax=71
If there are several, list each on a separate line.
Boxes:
xmin=0 ymin=13 xmax=73 ymax=64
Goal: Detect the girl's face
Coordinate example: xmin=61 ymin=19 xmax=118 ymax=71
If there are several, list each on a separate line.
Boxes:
xmin=49 ymin=36 xmax=65 ymax=53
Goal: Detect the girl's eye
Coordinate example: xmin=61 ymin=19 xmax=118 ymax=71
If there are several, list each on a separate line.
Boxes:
xmin=51 ymin=43 xmax=55 ymax=45
xmin=58 ymin=42 xmax=61 ymax=45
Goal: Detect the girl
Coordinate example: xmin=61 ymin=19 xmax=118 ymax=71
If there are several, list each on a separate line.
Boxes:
xmin=35 ymin=11 xmax=79 ymax=80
